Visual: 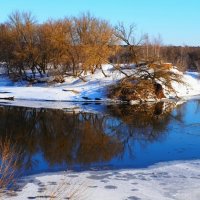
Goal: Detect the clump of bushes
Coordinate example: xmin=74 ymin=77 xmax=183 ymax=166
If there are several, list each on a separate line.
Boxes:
xmin=108 ymin=78 xmax=158 ymax=101
xmin=108 ymin=63 xmax=185 ymax=102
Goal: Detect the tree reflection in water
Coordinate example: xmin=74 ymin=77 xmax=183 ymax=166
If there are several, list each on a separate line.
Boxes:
xmin=106 ymin=102 xmax=176 ymax=140
xmin=0 ymin=101 xmax=177 ymax=173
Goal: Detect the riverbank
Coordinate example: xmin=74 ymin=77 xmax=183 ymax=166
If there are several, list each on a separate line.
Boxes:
xmin=5 ymin=160 xmax=200 ymax=200
xmin=0 ymin=65 xmax=200 ymax=109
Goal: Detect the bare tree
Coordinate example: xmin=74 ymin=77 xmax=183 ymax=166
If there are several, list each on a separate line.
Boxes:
xmin=114 ymin=22 xmax=145 ymax=66
xmin=6 ymin=11 xmax=39 ymax=80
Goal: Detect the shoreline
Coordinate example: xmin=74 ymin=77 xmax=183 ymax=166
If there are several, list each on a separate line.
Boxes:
xmin=6 ymin=159 xmax=200 ymax=200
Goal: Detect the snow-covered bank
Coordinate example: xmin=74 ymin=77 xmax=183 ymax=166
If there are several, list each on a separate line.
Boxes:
xmin=171 ymin=71 xmax=200 ymax=99
xmin=0 ymin=65 xmax=122 ymax=103
xmin=0 ymin=65 xmax=200 ymax=108
xmin=6 ymin=160 xmax=200 ymax=200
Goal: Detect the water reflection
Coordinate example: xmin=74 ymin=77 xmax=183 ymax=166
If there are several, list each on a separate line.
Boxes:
xmin=0 ymin=108 xmax=123 ymax=171
xmin=0 ymin=100 xmax=200 ymax=174
xmin=106 ymin=102 xmax=175 ymax=140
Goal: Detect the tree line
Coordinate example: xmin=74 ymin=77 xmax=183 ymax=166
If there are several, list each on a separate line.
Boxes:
xmin=0 ymin=11 xmax=119 ymax=81
xmin=0 ymin=11 xmax=199 ymax=82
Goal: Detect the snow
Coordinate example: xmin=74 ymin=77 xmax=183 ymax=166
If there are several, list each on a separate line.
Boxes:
xmin=0 ymin=65 xmax=199 ymax=109
xmin=5 ymin=160 xmax=200 ymax=200
xmin=0 ymin=65 xmax=123 ymax=102
xmin=170 ymin=70 xmax=200 ymax=99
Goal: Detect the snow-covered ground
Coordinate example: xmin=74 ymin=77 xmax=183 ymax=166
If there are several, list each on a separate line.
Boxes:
xmin=171 ymin=71 xmax=200 ymax=99
xmin=5 ymin=160 xmax=200 ymax=200
xmin=0 ymin=65 xmax=121 ymax=102
xmin=0 ymin=65 xmax=199 ymax=110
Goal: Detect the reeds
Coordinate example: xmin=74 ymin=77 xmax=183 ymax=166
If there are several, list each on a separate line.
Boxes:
xmin=0 ymin=138 xmax=21 ymax=198
xmin=47 ymin=176 xmax=87 ymax=200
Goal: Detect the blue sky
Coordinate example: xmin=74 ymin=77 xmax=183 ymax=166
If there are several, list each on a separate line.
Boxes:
xmin=0 ymin=0 xmax=199 ymax=46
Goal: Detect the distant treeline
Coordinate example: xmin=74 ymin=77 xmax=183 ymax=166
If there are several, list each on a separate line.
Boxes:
xmin=111 ymin=46 xmax=200 ymax=71
xmin=160 ymin=46 xmax=200 ymax=71
xmin=0 ymin=11 xmax=199 ymax=81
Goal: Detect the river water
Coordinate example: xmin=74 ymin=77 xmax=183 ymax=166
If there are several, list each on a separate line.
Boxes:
xmin=0 ymin=99 xmax=200 ymax=175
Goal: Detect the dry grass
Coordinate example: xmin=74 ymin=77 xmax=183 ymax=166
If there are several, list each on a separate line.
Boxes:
xmin=0 ymin=138 xmax=87 ymax=200
xmin=108 ymin=78 xmax=156 ymax=101
xmin=30 ymin=175 xmax=88 ymax=200
xmin=146 ymin=63 xmax=186 ymax=94
xmin=0 ymin=138 xmax=22 ymax=198
xmin=47 ymin=177 xmax=87 ymax=200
